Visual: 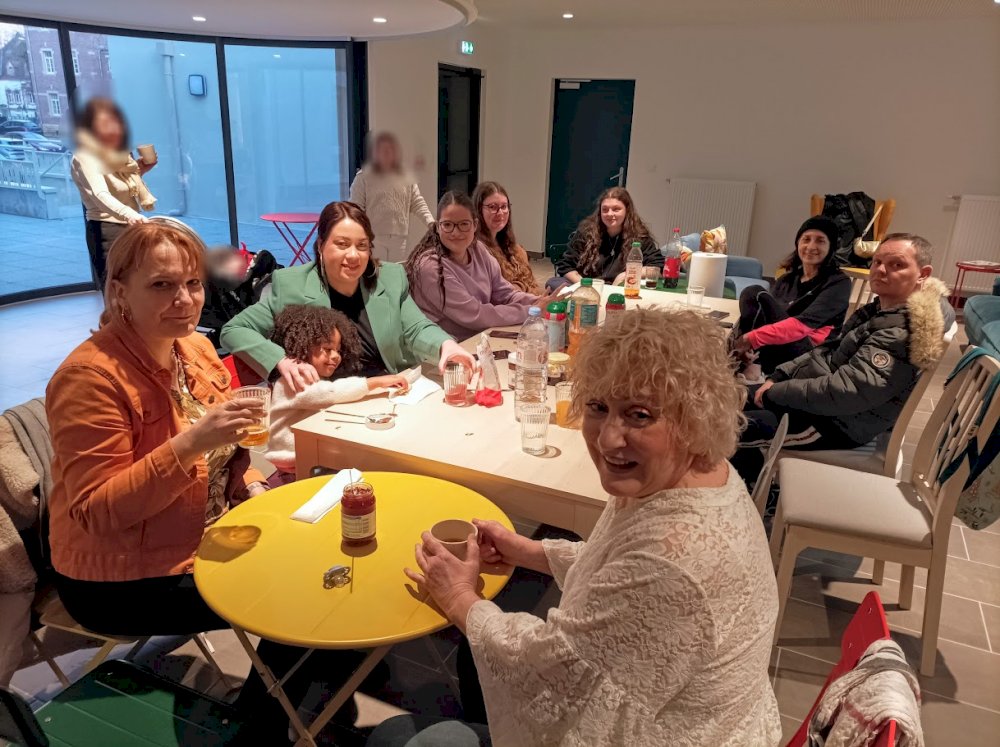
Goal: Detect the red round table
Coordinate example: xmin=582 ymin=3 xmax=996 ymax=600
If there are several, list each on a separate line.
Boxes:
xmin=261 ymin=212 xmax=321 ymax=266
xmin=950 ymin=260 xmax=1000 ymax=307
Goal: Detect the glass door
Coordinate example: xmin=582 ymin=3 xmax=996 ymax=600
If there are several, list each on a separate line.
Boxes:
xmin=223 ymin=44 xmax=350 ymax=265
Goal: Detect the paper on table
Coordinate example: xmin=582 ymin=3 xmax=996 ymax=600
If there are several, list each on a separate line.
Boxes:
xmin=388 ymin=375 xmax=441 ymax=406
xmin=368 ymin=366 xmax=423 ymax=395
xmin=291 ymin=468 xmax=362 ymax=523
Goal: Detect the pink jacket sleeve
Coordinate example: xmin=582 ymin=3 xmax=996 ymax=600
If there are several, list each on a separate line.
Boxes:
xmin=746 ymin=317 xmax=833 ymax=348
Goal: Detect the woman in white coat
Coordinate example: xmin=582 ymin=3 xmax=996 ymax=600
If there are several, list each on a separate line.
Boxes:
xmin=349 ymin=132 xmax=434 ymax=263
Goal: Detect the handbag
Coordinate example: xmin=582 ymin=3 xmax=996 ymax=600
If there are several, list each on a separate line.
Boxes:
xmin=852 ymin=205 xmax=883 ymax=259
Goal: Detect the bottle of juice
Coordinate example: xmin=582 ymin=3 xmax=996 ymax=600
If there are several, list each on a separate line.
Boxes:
xmin=624 ymin=241 xmax=643 ymax=299
xmin=567 ymin=279 xmax=601 ymax=357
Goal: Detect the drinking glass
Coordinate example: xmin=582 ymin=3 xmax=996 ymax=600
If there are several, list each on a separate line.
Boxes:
xmin=687 ymin=284 xmax=706 ymax=307
xmin=555 ymin=382 xmax=576 ymax=428
xmin=232 ymin=385 xmax=271 ymax=448
xmin=519 ymin=404 xmax=550 ymax=455
xmin=643 ymin=267 xmax=660 ymax=290
xmin=444 ymin=363 xmax=470 ymax=406
xmin=591 ymin=278 xmax=606 ymax=297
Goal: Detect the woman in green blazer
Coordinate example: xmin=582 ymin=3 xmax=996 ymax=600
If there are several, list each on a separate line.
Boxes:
xmin=221 ymin=201 xmax=475 ymax=391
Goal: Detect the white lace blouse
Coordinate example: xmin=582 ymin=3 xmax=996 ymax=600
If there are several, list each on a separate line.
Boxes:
xmin=466 ymin=466 xmax=782 ymax=747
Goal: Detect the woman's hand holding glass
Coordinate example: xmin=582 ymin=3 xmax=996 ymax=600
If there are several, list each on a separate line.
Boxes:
xmin=171 ymin=399 xmax=265 ymax=468
xmin=438 ymin=339 xmax=477 ymax=374
xmin=473 ymin=519 xmax=551 ymax=575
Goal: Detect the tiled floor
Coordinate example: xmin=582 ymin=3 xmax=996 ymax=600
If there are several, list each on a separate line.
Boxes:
xmin=3 ymin=292 xmax=999 ymax=745
xmin=1 ymin=212 xmax=302 ymax=298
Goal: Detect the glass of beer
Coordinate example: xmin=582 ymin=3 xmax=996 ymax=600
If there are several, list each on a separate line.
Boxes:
xmin=555 ymin=382 xmax=577 ymax=428
xmin=232 ymin=386 xmax=270 ymax=448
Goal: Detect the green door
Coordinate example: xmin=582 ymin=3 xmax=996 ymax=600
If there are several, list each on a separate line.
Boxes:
xmin=544 ymin=79 xmax=636 ymax=252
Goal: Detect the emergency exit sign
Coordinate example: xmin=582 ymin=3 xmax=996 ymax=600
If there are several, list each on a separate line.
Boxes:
xmin=460 ymin=40 xmax=474 ymax=55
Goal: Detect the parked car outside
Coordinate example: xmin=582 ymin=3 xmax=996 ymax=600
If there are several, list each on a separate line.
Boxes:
xmin=0 ymin=119 xmax=42 ymax=134
xmin=15 ymin=132 xmax=68 ymax=153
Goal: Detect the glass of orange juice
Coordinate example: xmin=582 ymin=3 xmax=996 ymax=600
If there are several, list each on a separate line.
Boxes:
xmin=232 ymin=385 xmax=271 ymax=448
xmin=555 ymin=382 xmax=576 ymax=428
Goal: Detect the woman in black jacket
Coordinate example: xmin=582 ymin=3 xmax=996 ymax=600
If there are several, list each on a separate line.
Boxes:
xmin=555 ymin=187 xmax=661 ymax=284
xmin=733 ymin=216 xmax=851 ymax=375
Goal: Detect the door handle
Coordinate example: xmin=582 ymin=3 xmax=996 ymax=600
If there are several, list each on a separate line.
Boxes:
xmin=608 ymin=167 xmax=624 ymax=187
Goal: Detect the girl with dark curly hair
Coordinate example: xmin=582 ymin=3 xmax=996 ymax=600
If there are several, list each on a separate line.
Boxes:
xmin=405 ymin=191 xmax=553 ymax=340
xmin=262 ymin=304 xmax=410 ymax=486
xmin=554 ymin=187 xmax=661 ymax=285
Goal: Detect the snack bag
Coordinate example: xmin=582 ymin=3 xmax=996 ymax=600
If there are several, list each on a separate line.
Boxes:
xmin=699 ymin=225 xmax=728 ymax=254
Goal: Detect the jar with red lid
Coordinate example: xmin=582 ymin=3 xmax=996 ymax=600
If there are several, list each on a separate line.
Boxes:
xmin=341 ymin=481 xmax=376 ymax=545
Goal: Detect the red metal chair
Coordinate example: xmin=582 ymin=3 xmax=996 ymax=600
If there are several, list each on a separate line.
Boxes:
xmin=785 ymin=591 xmax=897 ymax=747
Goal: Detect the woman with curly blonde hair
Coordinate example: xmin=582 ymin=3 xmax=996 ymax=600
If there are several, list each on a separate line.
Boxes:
xmin=375 ymin=310 xmax=782 ymax=747
xmin=555 ymin=186 xmax=662 ymax=285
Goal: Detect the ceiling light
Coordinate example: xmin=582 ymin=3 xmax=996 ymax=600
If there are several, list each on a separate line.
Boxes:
xmin=192 ymin=15 xmax=206 ymax=22
xmin=273 ymin=54 xmax=281 ymax=58
xmin=562 ymin=13 xmax=574 ymax=19
xmin=373 ymin=17 xmax=388 ymax=23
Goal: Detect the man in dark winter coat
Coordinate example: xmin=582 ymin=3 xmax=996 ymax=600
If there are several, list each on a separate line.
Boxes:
xmin=735 ymin=233 xmax=954 ymax=481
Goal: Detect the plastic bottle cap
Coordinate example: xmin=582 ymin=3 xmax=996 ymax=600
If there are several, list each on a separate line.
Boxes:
xmin=548 ymin=352 xmax=570 ymax=365
xmin=528 ymin=306 xmax=541 ymax=316
xmin=608 ymin=293 xmax=626 ymax=305
xmin=632 ymin=241 xmax=642 ymax=247
xmin=546 ymin=302 xmax=563 ymax=313
xmin=581 ymin=278 xmax=593 ymax=286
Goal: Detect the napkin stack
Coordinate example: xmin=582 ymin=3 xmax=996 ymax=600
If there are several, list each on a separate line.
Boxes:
xmin=291 ymin=468 xmax=362 ymax=523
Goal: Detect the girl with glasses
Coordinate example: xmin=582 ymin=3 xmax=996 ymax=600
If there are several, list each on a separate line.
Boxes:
xmin=405 ymin=192 xmax=556 ymax=340
xmin=473 ymin=181 xmax=543 ymax=295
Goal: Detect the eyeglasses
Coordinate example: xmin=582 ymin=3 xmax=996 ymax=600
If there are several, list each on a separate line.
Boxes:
xmin=438 ymin=220 xmax=474 ymax=233
xmin=483 ymin=203 xmax=510 ymax=214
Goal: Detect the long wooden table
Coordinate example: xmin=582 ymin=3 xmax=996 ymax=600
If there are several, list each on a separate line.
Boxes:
xmin=292 ymin=285 xmax=740 ymax=537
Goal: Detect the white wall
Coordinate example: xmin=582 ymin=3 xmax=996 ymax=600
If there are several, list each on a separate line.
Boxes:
xmin=369 ymin=17 xmax=1000 ymax=274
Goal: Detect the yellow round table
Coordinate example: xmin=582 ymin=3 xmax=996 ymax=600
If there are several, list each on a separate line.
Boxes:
xmin=193 ymin=471 xmax=513 ymax=745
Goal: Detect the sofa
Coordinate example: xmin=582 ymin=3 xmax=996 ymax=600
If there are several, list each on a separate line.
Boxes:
xmin=964 ymin=277 xmax=1000 ymax=357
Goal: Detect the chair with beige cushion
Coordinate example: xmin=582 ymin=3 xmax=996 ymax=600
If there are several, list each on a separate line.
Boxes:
xmin=769 ymin=353 xmax=1000 ymax=676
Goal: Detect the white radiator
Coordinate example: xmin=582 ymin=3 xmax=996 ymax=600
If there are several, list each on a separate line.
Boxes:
xmin=943 ymin=195 xmax=1000 ymax=293
xmin=664 ymin=178 xmax=756 ymax=256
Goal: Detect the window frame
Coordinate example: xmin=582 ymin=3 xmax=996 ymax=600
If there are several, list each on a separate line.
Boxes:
xmin=0 ymin=12 xmax=368 ymax=305
xmin=71 ymin=48 xmax=80 ymax=74
xmin=40 ymin=47 xmax=56 ymax=75
xmin=47 ymin=91 xmax=61 ymax=116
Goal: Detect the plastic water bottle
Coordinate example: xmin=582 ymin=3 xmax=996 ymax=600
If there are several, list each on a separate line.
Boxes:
xmin=624 ymin=241 xmax=643 ymax=299
xmin=514 ymin=306 xmax=549 ymax=421
xmin=662 ymin=227 xmax=682 ymax=289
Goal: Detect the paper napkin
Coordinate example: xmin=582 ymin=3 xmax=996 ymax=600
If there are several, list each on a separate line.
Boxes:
xmin=291 ymin=468 xmax=362 ymax=523
xmin=388 ymin=375 xmax=442 ymax=406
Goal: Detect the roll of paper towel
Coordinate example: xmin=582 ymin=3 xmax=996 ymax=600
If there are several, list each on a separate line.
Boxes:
xmin=688 ymin=253 xmax=727 ymax=299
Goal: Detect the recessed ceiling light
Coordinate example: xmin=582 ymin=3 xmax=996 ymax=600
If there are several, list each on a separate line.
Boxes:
xmin=192 ymin=15 xmax=206 ymax=22
xmin=273 ymin=54 xmax=281 ymax=58
xmin=373 ymin=17 xmax=388 ymax=23
xmin=562 ymin=12 xmax=574 ymax=19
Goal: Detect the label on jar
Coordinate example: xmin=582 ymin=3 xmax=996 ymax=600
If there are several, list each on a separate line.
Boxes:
xmin=342 ymin=512 xmax=376 ymax=540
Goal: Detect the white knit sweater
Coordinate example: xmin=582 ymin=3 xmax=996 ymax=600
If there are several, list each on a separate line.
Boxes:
xmin=467 ymin=466 xmax=782 ymax=747
xmin=348 ymin=168 xmax=434 ymax=237
xmin=263 ymin=377 xmax=369 ymax=471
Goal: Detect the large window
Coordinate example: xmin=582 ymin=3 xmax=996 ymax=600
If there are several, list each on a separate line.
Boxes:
xmin=0 ymin=22 xmax=89 ymax=299
xmin=0 ymin=18 xmax=363 ymax=303
xmin=69 ymin=31 xmax=230 ymax=245
xmin=224 ymin=44 xmax=351 ymax=261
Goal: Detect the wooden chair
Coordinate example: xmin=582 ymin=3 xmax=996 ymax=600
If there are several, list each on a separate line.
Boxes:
xmin=810 ymin=194 xmax=897 ymax=241
xmin=771 ymin=354 xmax=1000 ymax=676
xmin=751 ymin=414 xmax=789 ymax=517
xmin=784 ymin=591 xmax=896 ymax=747
xmin=0 ymin=660 xmax=244 ymax=746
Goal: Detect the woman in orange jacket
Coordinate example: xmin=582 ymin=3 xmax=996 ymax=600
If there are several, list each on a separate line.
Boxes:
xmin=45 ymin=220 xmax=355 ymax=739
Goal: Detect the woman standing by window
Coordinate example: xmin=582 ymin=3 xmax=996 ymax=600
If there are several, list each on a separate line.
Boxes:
xmin=555 ymin=187 xmax=661 ymax=285
xmin=473 ymin=181 xmax=542 ymax=295
xmin=349 ymin=132 xmax=434 ymax=263
xmin=71 ymin=98 xmax=156 ymax=285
